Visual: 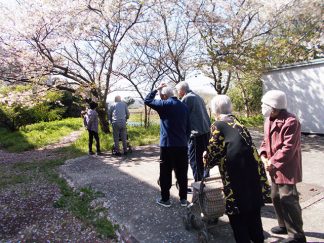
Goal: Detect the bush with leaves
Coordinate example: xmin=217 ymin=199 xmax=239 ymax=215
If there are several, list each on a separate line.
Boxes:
xmin=60 ymin=91 xmax=83 ymax=118
xmin=0 ymin=101 xmax=66 ymax=131
xmin=228 ymin=77 xmax=263 ymax=117
xmin=0 ymin=86 xmax=85 ymax=130
xmin=0 ymin=103 xmax=35 ymax=131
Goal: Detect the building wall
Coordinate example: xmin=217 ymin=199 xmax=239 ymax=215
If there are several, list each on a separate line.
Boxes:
xmin=262 ymin=61 xmax=324 ymax=134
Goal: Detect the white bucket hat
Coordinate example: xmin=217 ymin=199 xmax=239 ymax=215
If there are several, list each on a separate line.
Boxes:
xmin=261 ymin=90 xmax=287 ymax=109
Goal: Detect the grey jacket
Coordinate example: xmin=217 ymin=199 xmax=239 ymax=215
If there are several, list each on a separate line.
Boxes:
xmin=181 ymin=90 xmax=210 ymax=135
xmin=108 ymin=101 xmax=130 ymax=124
xmin=85 ymin=109 xmax=99 ymax=133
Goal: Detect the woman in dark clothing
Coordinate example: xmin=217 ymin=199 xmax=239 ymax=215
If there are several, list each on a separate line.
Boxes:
xmin=203 ymin=95 xmax=271 ymax=243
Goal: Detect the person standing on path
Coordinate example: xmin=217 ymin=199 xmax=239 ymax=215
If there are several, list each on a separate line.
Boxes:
xmin=203 ymin=95 xmax=270 ymax=243
xmin=175 ymin=81 xmax=211 ymax=182
xmin=85 ymin=101 xmax=102 ymax=155
xmin=260 ymin=90 xmax=306 ymax=243
xmin=108 ymin=95 xmax=130 ymax=156
xmin=144 ymin=83 xmax=190 ymax=207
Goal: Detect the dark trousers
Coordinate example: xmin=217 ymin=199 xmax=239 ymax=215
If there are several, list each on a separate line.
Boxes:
xmin=88 ymin=130 xmax=100 ymax=153
xmin=228 ymin=208 xmax=264 ymax=243
xmin=271 ymin=183 xmax=305 ymax=240
xmin=160 ymin=147 xmax=188 ymax=201
xmin=188 ymin=133 xmax=210 ymax=181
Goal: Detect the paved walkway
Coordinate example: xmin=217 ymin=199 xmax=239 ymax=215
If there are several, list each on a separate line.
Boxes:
xmin=59 ymin=132 xmax=324 ymax=243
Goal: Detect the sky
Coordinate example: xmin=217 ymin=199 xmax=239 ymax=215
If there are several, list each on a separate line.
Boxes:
xmin=106 ymin=73 xmax=217 ymax=104
xmin=0 ymin=0 xmax=18 ymax=9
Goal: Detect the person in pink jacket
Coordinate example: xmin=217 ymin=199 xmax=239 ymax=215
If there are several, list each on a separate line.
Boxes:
xmin=260 ymin=90 xmax=306 ymax=243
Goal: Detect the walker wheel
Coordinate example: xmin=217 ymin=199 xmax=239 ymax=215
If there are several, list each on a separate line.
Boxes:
xmin=207 ymin=217 xmax=219 ymax=225
xmin=182 ymin=215 xmax=192 ymax=230
xmin=197 ymin=229 xmax=209 ymax=243
xmin=191 ymin=214 xmax=203 ymax=230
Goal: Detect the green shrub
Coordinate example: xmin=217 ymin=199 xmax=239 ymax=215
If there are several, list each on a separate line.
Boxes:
xmin=0 ymin=103 xmax=36 ymax=131
xmin=227 ymin=78 xmax=263 ymax=116
xmin=30 ymin=103 xmax=66 ymax=122
xmin=14 ymin=84 xmax=32 ymax=93
xmin=60 ymin=91 xmax=83 ymax=118
xmin=0 ymin=86 xmax=10 ymax=96
xmin=0 ymin=100 xmax=67 ymax=131
xmin=0 ymin=87 xmax=84 ymax=131
xmin=237 ymin=114 xmax=264 ymax=128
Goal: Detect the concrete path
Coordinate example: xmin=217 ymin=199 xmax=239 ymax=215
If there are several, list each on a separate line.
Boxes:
xmin=59 ymin=132 xmax=324 ymax=243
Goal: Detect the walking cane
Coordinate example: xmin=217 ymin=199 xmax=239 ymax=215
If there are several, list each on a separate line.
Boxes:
xmin=190 ymin=130 xmax=199 ymax=181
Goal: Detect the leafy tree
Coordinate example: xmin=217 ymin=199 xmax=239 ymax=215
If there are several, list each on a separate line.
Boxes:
xmin=228 ymin=73 xmax=263 ymax=116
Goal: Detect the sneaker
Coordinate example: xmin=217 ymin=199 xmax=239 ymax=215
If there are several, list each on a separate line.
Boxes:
xmin=271 ymin=226 xmax=288 ymax=235
xmin=96 ymin=152 xmax=104 ymax=156
xmin=114 ymin=152 xmax=122 ymax=156
xmin=180 ymin=199 xmax=188 ymax=207
xmin=88 ymin=151 xmax=95 ymax=155
xmin=156 ymin=199 xmax=171 ymax=208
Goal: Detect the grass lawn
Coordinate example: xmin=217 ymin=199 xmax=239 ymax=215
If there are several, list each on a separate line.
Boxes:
xmin=0 ymin=118 xmax=83 ymax=152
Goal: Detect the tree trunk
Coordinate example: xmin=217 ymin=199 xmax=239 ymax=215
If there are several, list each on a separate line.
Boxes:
xmin=236 ymin=73 xmax=250 ymax=117
xmin=144 ymin=105 xmax=149 ymax=128
xmin=97 ymin=103 xmax=110 ymax=134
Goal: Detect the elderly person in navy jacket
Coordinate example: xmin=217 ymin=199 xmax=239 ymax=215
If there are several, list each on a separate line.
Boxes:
xmin=145 ymin=83 xmax=190 ymax=207
xmin=260 ymin=90 xmax=306 ymax=243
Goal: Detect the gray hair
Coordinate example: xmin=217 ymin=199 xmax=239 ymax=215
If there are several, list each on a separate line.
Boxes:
xmin=210 ymin=95 xmax=232 ymax=115
xmin=160 ymin=86 xmax=175 ymax=98
xmin=175 ymin=81 xmax=190 ymax=93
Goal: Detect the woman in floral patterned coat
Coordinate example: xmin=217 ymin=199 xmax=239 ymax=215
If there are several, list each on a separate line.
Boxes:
xmin=203 ymin=95 xmax=270 ymax=243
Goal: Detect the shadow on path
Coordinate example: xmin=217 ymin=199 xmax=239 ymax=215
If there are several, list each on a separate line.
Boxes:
xmin=59 ymin=146 xmax=236 ymax=243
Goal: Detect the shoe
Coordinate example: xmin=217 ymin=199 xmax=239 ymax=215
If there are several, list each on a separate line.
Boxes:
xmin=156 ymin=199 xmax=171 ymax=208
xmin=114 ymin=152 xmax=122 ymax=156
xmin=88 ymin=151 xmax=95 ymax=155
xmin=281 ymin=236 xmax=306 ymax=243
xmin=96 ymin=152 xmax=104 ymax=156
xmin=271 ymin=226 xmax=288 ymax=235
xmin=123 ymin=151 xmax=128 ymax=156
xmin=180 ymin=199 xmax=188 ymax=207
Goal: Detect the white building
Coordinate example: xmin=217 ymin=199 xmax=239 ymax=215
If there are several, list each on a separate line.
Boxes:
xmin=262 ymin=58 xmax=324 ymax=134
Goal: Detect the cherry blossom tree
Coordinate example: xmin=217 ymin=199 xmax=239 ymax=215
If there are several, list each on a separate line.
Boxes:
xmin=185 ymin=0 xmax=290 ymax=94
xmin=0 ymin=0 xmax=144 ymax=133
xmin=148 ymin=0 xmax=197 ymax=84
xmin=114 ymin=23 xmax=169 ymax=127
xmin=1 ymin=0 xmax=322 ymax=121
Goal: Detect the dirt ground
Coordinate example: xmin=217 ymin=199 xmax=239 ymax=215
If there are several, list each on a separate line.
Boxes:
xmin=0 ymin=130 xmax=111 ymax=242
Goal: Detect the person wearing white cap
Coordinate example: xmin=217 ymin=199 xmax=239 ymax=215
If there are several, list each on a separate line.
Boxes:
xmin=260 ymin=90 xmax=306 ymax=243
